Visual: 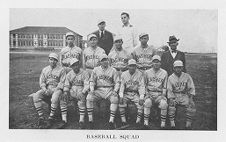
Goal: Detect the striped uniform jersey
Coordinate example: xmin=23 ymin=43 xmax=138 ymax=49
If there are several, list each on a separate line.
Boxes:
xmin=83 ymin=46 xmax=106 ymax=69
xmin=144 ymin=68 xmax=168 ymax=94
xmin=108 ymin=48 xmax=131 ymax=70
xmin=119 ymin=70 xmax=145 ymax=99
xmin=39 ymin=65 xmax=66 ymax=90
xmin=60 ymin=46 xmax=82 ymax=67
xmin=90 ymin=66 xmax=120 ymax=91
xmin=132 ymin=45 xmax=156 ymax=69
xmin=167 ymin=72 xmax=195 ymax=99
xmin=64 ymin=69 xmax=90 ymax=93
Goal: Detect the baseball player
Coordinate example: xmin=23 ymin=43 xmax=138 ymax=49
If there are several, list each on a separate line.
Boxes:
xmin=59 ymin=58 xmax=90 ymax=129
xmin=108 ymin=35 xmax=131 ymax=75
xmin=167 ymin=60 xmax=196 ymax=129
xmin=119 ymin=59 xmax=145 ymax=127
xmin=31 ymin=53 xmax=66 ymax=128
xmin=86 ymin=54 xmax=120 ymax=129
xmin=143 ymin=55 xmax=168 ymax=129
xmin=83 ymin=34 xmax=106 ymax=76
xmin=131 ymin=33 xmax=156 ymax=71
xmin=60 ymin=32 xmax=83 ymax=73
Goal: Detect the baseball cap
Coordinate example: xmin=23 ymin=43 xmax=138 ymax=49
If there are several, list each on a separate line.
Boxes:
xmin=49 ymin=53 xmax=58 ymax=61
xmin=100 ymin=54 xmax=108 ymax=61
xmin=173 ymin=60 xmax=183 ymax=67
xmin=97 ymin=19 xmax=106 ymax=25
xmin=66 ymin=32 xmax=75 ymax=38
xmin=139 ymin=33 xmax=149 ymax=39
xmin=128 ymin=59 xmax=136 ymax=65
xmin=88 ymin=34 xmax=97 ymax=41
xmin=70 ymin=58 xmax=79 ymax=66
xmin=152 ymin=55 xmax=161 ymax=62
xmin=114 ymin=35 xmax=123 ymax=42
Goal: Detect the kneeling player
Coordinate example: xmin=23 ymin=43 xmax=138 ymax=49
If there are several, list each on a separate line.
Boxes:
xmin=86 ymin=54 xmax=120 ymax=129
xmin=167 ymin=60 xmax=196 ymax=129
xmin=31 ymin=53 xmax=66 ymax=128
xmin=60 ymin=58 xmax=89 ymax=129
xmin=144 ymin=55 xmax=168 ymax=129
xmin=119 ymin=59 xmax=145 ymax=127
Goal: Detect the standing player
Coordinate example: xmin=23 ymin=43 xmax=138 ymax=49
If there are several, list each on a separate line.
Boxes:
xmin=118 ymin=59 xmax=145 ymax=127
xmin=83 ymin=34 xmax=106 ymax=76
xmin=143 ymin=55 xmax=168 ymax=129
xmin=60 ymin=32 xmax=83 ymax=73
xmin=132 ymin=33 xmax=156 ymax=72
xmin=86 ymin=54 xmax=120 ymax=129
xmin=108 ymin=35 xmax=131 ymax=75
xmin=60 ymin=58 xmax=90 ymax=129
xmin=31 ymin=53 xmax=66 ymax=128
xmin=167 ymin=60 xmax=196 ymax=129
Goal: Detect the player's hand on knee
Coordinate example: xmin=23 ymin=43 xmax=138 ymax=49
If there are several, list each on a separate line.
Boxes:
xmin=169 ymin=98 xmax=175 ymax=106
xmin=139 ymin=99 xmax=144 ymax=106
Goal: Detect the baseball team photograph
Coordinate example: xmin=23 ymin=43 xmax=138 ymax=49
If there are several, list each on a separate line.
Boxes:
xmin=9 ymin=9 xmax=217 ymax=131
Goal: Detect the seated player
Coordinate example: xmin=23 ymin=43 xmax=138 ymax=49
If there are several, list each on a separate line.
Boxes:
xmin=60 ymin=58 xmax=90 ymax=129
xmin=143 ymin=55 xmax=168 ymax=129
xmin=119 ymin=59 xmax=145 ymax=127
xmin=167 ymin=60 xmax=196 ymax=129
xmin=86 ymin=54 xmax=120 ymax=129
xmin=31 ymin=53 xmax=66 ymax=128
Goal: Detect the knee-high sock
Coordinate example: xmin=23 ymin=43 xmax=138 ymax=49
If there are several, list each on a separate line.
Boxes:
xmin=49 ymin=103 xmax=58 ymax=119
xmin=60 ymin=100 xmax=67 ymax=122
xmin=136 ymin=108 xmax=143 ymax=123
xmin=109 ymin=103 xmax=118 ymax=122
xmin=144 ymin=107 xmax=150 ymax=125
xmin=161 ymin=109 xmax=167 ymax=123
xmin=168 ymin=106 xmax=176 ymax=123
xmin=119 ymin=106 xmax=126 ymax=122
xmin=34 ymin=99 xmax=44 ymax=118
xmin=79 ymin=107 xmax=86 ymax=122
xmin=86 ymin=100 xmax=94 ymax=122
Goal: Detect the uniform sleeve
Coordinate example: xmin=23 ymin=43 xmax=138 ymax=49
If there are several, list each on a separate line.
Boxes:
xmin=82 ymin=71 xmax=90 ymax=93
xmin=187 ymin=75 xmax=195 ymax=96
xmin=167 ymin=77 xmax=175 ymax=99
xmin=39 ymin=68 xmax=46 ymax=89
xmin=138 ymin=74 xmax=145 ymax=99
xmin=57 ymin=68 xmax=66 ymax=90
xmin=162 ymin=72 xmax=168 ymax=96
xmin=90 ymin=69 xmax=97 ymax=91
xmin=119 ymin=74 xmax=125 ymax=98
xmin=63 ymin=74 xmax=71 ymax=92
xmin=113 ymin=70 xmax=120 ymax=92
xmin=132 ymin=27 xmax=138 ymax=47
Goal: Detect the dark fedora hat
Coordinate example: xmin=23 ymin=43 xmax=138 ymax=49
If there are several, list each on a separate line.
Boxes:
xmin=167 ymin=35 xmax=180 ymax=43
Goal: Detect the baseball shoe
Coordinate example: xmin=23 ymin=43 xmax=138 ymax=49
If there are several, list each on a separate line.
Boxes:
xmin=88 ymin=121 xmax=94 ymax=129
xmin=37 ymin=118 xmax=45 ymax=129
xmin=108 ymin=122 xmax=115 ymax=130
xmin=79 ymin=122 xmax=85 ymax=129
xmin=58 ymin=121 xmax=67 ymax=129
xmin=185 ymin=121 xmax=192 ymax=130
xmin=46 ymin=118 xmax=54 ymax=129
xmin=160 ymin=121 xmax=166 ymax=130
xmin=143 ymin=124 xmax=151 ymax=130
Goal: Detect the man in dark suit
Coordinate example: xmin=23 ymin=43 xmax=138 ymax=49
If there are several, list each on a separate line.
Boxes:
xmin=161 ymin=35 xmax=186 ymax=75
xmin=92 ymin=20 xmax=114 ymax=55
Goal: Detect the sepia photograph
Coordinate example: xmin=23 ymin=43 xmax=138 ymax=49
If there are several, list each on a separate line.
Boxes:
xmin=9 ymin=8 xmax=217 ymax=132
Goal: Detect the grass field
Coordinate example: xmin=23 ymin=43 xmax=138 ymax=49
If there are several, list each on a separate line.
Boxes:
xmin=9 ymin=51 xmax=217 ymax=130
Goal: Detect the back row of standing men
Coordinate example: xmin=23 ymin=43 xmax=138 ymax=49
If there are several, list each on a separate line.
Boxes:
xmin=31 ymin=12 xmax=196 ymax=130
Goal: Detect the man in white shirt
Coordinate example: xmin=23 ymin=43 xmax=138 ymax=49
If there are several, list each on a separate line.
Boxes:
xmin=118 ymin=12 xmax=138 ymax=54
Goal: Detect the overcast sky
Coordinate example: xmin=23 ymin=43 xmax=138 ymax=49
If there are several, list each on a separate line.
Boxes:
xmin=10 ymin=9 xmax=217 ymax=53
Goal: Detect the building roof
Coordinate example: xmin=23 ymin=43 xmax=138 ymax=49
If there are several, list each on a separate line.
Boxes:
xmin=10 ymin=26 xmax=82 ymax=37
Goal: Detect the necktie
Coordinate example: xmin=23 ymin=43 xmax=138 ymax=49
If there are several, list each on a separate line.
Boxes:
xmin=172 ymin=50 xmax=176 ymax=53
xmin=101 ymin=31 xmax=104 ymax=38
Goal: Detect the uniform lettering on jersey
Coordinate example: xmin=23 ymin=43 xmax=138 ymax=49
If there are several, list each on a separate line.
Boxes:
xmin=126 ymin=80 xmax=139 ymax=86
xmin=174 ymin=82 xmax=186 ymax=88
xmin=112 ymin=57 xmax=126 ymax=63
xmin=71 ymin=78 xmax=83 ymax=86
xmin=97 ymin=75 xmax=113 ymax=83
xmin=62 ymin=53 xmax=79 ymax=60
xmin=137 ymin=54 xmax=152 ymax=60
xmin=148 ymin=77 xmax=164 ymax=83
xmin=86 ymin=55 xmax=100 ymax=60
xmin=47 ymin=74 xmax=59 ymax=80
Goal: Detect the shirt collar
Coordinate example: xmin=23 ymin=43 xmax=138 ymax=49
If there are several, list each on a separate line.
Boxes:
xmin=99 ymin=30 xmax=105 ymax=33
xmin=169 ymin=48 xmax=177 ymax=53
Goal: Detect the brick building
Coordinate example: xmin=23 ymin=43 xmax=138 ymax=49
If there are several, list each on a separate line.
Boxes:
xmin=9 ymin=26 xmax=83 ymax=48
